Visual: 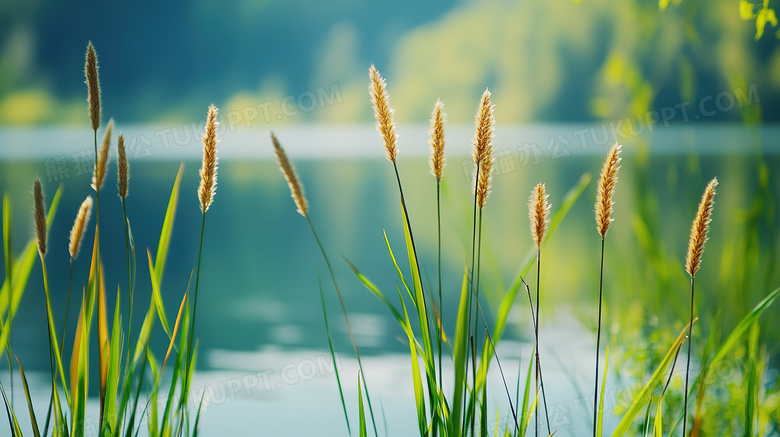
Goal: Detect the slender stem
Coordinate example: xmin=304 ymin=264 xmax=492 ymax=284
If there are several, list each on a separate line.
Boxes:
xmin=185 ymin=212 xmax=207 ymax=387
xmin=306 ymin=217 xmax=379 ymax=437
xmin=465 ymin=163 xmax=480 ymax=430
xmin=472 ymin=207 xmax=485 ymax=437
xmin=683 ymin=276 xmax=695 ymax=437
xmin=436 ymin=182 xmax=443 ymax=410
xmin=61 ymin=261 xmax=75 ymax=354
xmin=535 ymin=249 xmax=540 ymax=437
xmin=4 ymin=221 xmax=14 ymax=406
xmin=121 ymin=200 xmax=133 ymax=367
xmin=522 ymin=278 xmax=551 ymax=434
xmin=594 ymin=237 xmax=605 ymax=437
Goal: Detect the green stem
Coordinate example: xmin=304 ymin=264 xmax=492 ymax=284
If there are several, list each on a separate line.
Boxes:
xmin=535 ymin=249 xmax=540 ymax=437
xmin=121 ymin=200 xmax=133 ymax=367
xmin=683 ymin=275 xmax=695 ymax=436
xmin=436 ymin=181 xmax=443 ymax=415
xmin=186 ymin=212 xmax=207 ymax=392
xmin=306 ymin=217 xmax=379 ymax=437
xmin=594 ymin=237 xmax=605 ymax=437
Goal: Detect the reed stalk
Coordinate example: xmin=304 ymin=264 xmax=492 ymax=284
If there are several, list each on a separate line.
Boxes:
xmin=683 ymin=177 xmax=718 ymax=436
xmin=529 ymin=183 xmax=550 ymax=437
xmin=593 ymin=143 xmax=621 ymax=437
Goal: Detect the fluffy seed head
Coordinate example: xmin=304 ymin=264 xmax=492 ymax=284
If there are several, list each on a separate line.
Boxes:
xmin=69 ymin=196 xmax=93 ymax=259
xmin=472 ymin=89 xmax=494 ymax=167
xmin=685 ymin=178 xmax=718 ymax=276
xmin=271 ymin=132 xmax=309 ymax=217
xmin=472 ymin=89 xmax=494 ymax=209
xmin=369 ymin=65 xmax=398 ymax=163
xmin=595 ymin=143 xmax=622 ymax=238
xmin=117 ymin=133 xmax=129 ymax=199
xmin=33 ymin=178 xmax=47 ymax=256
xmin=198 ymin=104 xmax=219 ymax=212
xmin=92 ymin=118 xmax=113 ymax=191
xmin=429 ymin=99 xmax=446 ymax=182
xmin=529 ymin=183 xmax=550 ymax=249
xmin=85 ymin=42 xmax=101 ymax=132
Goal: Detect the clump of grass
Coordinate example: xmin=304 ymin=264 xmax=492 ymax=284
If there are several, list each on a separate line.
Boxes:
xmin=682 ymin=177 xmax=718 ymax=435
xmin=593 ymin=142 xmax=621 ymax=437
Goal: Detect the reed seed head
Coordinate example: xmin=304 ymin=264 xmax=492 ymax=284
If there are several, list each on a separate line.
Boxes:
xmin=198 ymin=104 xmax=219 ymax=213
xmin=472 ymin=89 xmax=494 ymax=167
xmin=69 ymin=196 xmax=93 ymax=260
xmin=685 ymin=177 xmax=718 ymax=277
xmin=473 ymin=89 xmax=494 ymax=209
xmin=33 ymin=178 xmax=47 ymax=256
xmin=429 ymin=99 xmax=446 ymax=183
xmin=529 ymin=183 xmax=550 ymax=249
xmin=369 ymin=65 xmax=398 ymax=163
xmin=271 ymin=132 xmax=309 ymax=217
xmin=117 ymin=133 xmax=129 ymax=199
xmin=595 ymin=142 xmax=622 ymax=238
xmin=92 ymin=118 xmax=113 ymax=192
xmin=85 ymin=41 xmax=101 ymax=132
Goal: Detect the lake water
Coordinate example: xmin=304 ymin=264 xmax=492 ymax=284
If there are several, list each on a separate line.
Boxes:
xmin=0 ymin=123 xmax=778 ymax=436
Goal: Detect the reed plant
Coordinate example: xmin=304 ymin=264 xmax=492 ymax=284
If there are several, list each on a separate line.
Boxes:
xmin=593 ymin=143 xmax=621 ymax=437
xmin=0 ymin=42 xmax=219 ymax=437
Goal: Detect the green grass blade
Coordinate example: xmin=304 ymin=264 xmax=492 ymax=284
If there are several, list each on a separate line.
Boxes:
xmin=611 ymin=321 xmax=693 ymax=436
xmin=318 ymin=278 xmax=350 ymax=435
xmin=15 ymin=358 xmax=40 ymax=437
xmin=642 ymin=396 xmax=652 ymax=437
xmin=146 ymin=249 xmax=171 ymax=337
xmin=451 ymin=268 xmax=470 ymax=437
xmin=346 ymin=258 xmax=404 ymax=325
xmin=1 ymin=382 xmax=23 ymax=437
xmin=192 ymin=392 xmax=205 ymax=437
xmin=709 ymin=285 xmax=779 ymax=370
xmin=398 ymin=288 xmax=428 ymax=436
xmin=518 ymin=355 xmax=533 ymax=437
xmin=597 ymin=346 xmax=608 ymax=437
xmin=359 ymin=373 xmax=368 ymax=437
xmin=102 ymin=288 xmax=124 ymax=434
xmin=153 ymin=164 xmax=183 ymax=284
xmin=652 ymin=396 xmax=663 ymax=437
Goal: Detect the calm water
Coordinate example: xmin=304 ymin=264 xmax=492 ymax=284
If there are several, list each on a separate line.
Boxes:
xmin=1 ymin=124 xmax=778 ymax=436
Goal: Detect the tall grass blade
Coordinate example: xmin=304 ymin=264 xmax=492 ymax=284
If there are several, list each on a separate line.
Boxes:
xmin=147 ymin=249 xmax=171 ymax=337
xmin=15 ymin=358 xmax=41 ymax=437
xmin=611 ymin=320 xmax=695 ymax=436
xmin=596 ymin=346 xmax=608 ymax=437
xmin=153 ymin=163 xmax=183 ymax=284
xmin=519 ymin=356 xmax=533 ymax=437
xmin=451 ymin=268 xmax=470 ymax=437
xmin=318 ymin=278 xmax=350 ymax=435
xmin=359 ymin=373 xmax=368 ymax=437
xmin=0 ymin=382 xmax=22 ymax=437
xmin=103 ymin=287 xmax=124 ymax=435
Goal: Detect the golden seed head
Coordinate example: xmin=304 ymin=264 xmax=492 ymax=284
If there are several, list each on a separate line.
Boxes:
xmin=117 ymin=133 xmax=129 ymax=199
xmin=198 ymin=104 xmax=219 ymax=213
xmin=33 ymin=178 xmax=47 ymax=256
xmin=429 ymin=99 xmax=446 ymax=182
xmin=685 ymin=177 xmax=718 ymax=277
xmin=529 ymin=183 xmax=550 ymax=249
xmin=472 ymin=89 xmax=494 ymax=209
xmin=369 ymin=65 xmax=398 ymax=163
xmin=85 ymin=41 xmax=101 ymax=132
xmin=69 ymin=196 xmax=93 ymax=260
xmin=271 ymin=132 xmax=309 ymax=217
xmin=472 ymin=89 xmax=494 ymax=167
xmin=92 ymin=118 xmax=113 ymax=192
xmin=595 ymin=142 xmax=622 ymax=238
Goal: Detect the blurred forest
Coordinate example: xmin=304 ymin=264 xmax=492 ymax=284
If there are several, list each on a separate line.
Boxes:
xmin=0 ymin=0 xmax=778 ymax=126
